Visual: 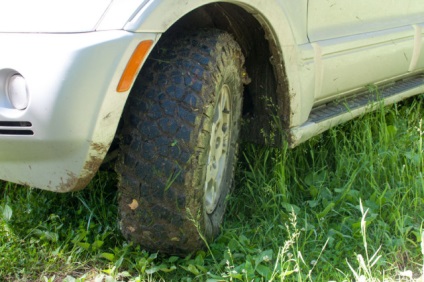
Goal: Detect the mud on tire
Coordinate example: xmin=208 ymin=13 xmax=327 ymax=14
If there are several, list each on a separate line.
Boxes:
xmin=116 ymin=29 xmax=247 ymax=255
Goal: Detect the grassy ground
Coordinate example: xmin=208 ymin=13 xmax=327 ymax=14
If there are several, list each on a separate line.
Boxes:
xmin=1 ymin=95 xmax=424 ymax=281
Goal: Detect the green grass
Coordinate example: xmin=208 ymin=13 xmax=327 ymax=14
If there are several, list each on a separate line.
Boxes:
xmin=1 ymin=95 xmax=424 ymax=281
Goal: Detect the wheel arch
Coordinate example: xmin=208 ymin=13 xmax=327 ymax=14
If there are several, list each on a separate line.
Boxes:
xmin=131 ymin=2 xmax=292 ymax=145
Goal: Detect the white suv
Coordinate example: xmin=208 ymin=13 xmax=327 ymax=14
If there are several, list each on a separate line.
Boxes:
xmin=0 ymin=0 xmax=423 ymax=255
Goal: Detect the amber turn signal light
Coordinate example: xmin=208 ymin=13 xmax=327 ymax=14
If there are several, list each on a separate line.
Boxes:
xmin=117 ymin=40 xmax=153 ymax=92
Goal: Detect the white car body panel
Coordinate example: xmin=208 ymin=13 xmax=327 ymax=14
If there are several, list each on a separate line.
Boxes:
xmin=0 ymin=31 xmax=158 ymax=191
xmin=308 ymin=0 xmax=424 ymax=41
xmin=0 ymin=0 xmax=422 ymax=192
xmin=0 ymin=0 xmax=112 ymax=32
xmin=306 ymin=0 xmax=424 ymax=104
xmin=305 ymin=26 xmax=421 ymax=104
xmin=96 ymin=0 xmax=152 ymax=31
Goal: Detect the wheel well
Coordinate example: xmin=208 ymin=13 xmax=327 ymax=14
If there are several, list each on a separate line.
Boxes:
xmin=157 ymin=3 xmax=288 ymax=145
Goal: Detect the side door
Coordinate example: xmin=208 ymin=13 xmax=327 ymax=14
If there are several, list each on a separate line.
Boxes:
xmin=307 ymin=0 xmax=424 ymax=104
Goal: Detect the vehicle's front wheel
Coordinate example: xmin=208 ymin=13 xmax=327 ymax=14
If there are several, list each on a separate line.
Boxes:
xmin=115 ymin=30 xmax=247 ymax=255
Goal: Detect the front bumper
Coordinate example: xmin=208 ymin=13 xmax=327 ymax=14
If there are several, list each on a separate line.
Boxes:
xmin=0 ymin=30 xmax=157 ymax=192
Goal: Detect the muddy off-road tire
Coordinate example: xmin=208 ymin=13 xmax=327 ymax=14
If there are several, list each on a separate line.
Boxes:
xmin=116 ymin=30 xmax=247 ymax=255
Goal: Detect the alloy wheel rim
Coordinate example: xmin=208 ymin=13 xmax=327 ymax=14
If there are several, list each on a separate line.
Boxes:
xmin=204 ymin=85 xmax=231 ymax=214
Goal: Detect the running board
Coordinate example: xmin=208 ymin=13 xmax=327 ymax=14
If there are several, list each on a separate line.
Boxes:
xmin=289 ymin=75 xmax=424 ymax=147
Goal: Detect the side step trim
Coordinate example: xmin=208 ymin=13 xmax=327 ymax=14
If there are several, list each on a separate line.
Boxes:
xmin=289 ymin=75 xmax=424 ymax=147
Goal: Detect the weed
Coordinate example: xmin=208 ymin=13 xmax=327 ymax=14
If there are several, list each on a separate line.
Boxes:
xmin=1 ymin=96 xmax=424 ymax=281
xmin=346 ymin=199 xmax=382 ymax=281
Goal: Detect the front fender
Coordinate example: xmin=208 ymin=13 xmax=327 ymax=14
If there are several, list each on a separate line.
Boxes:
xmin=0 ymin=31 xmax=158 ymax=192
